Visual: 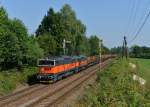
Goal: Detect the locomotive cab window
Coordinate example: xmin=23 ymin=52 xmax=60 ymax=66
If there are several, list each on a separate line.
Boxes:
xmin=38 ymin=60 xmax=55 ymax=66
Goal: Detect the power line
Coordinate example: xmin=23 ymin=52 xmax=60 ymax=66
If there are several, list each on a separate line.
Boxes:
xmin=129 ymin=10 xmax=150 ymax=43
xmin=124 ymin=0 xmax=136 ymax=36
xmin=125 ymin=0 xmax=140 ymax=37
xmin=124 ymin=0 xmax=134 ymax=36
xmin=127 ymin=0 xmax=141 ymax=37
xmin=130 ymin=0 xmax=150 ymax=40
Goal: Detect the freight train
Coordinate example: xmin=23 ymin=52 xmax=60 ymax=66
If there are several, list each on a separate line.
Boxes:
xmin=37 ymin=55 xmax=114 ymax=83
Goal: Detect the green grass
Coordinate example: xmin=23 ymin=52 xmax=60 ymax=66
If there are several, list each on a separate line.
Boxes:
xmin=75 ymin=59 xmax=150 ymax=107
xmin=0 ymin=67 xmax=38 ymax=95
xmin=131 ymin=58 xmax=150 ymax=89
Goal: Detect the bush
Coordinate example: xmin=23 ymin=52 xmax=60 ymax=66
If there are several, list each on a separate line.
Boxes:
xmin=77 ymin=59 xmax=150 ymax=107
xmin=0 ymin=67 xmax=38 ymax=95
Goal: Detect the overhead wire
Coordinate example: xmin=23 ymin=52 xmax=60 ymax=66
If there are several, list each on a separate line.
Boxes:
xmin=130 ymin=1 xmax=149 ymax=39
xmin=124 ymin=0 xmax=137 ymax=37
xmin=121 ymin=0 xmax=150 ymax=58
xmin=124 ymin=0 xmax=134 ymax=36
xmin=129 ymin=10 xmax=150 ymax=43
xmin=129 ymin=0 xmax=150 ymax=43
xmin=127 ymin=0 xmax=140 ymax=38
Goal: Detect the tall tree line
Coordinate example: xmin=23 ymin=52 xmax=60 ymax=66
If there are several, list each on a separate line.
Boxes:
xmin=36 ymin=4 xmax=87 ymax=56
xmin=130 ymin=45 xmax=150 ymax=58
xmin=36 ymin=4 xmax=109 ymax=56
xmin=0 ymin=4 xmax=109 ymax=70
xmin=0 ymin=7 xmax=43 ymax=70
xmin=110 ymin=45 xmax=150 ymax=59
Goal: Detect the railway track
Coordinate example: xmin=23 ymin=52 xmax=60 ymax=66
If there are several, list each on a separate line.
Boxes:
xmin=49 ymin=59 xmax=113 ymax=107
xmin=25 ymin=59 xmax=113 ymax=107
xmin=0 ymin=84 xmax=48 ymax=107
xmin=0 ymin=58 xmax=114 ymax=107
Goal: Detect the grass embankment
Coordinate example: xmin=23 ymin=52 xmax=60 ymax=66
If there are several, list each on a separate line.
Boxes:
xmin=131 ymin=58 xmax=150 ymax=89
xmin=0 ymin=67 xmax=38 ymax=95
xmin=76 ymin=59 xmax=150 ymax=107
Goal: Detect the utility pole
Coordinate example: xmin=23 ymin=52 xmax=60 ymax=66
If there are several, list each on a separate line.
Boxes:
xmin=99 ymin=39 xmax=103 ymax=71
xmin=122 ymin=36 xmax=128 ymax=59
xmin=63 ymin=39 xmax=71 ymax=55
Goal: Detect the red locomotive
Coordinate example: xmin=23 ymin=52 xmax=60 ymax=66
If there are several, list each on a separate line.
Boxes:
xmin=37 ymin=55 xmax=114 ymax=83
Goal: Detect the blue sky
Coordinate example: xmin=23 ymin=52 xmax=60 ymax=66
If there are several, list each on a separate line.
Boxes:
xmin=1 ymin=0 xmax=150 ymax=48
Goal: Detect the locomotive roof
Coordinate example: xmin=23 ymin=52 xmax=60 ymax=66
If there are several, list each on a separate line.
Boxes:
xmin=43 ymin=56 xmax=72 ymax=61
xmin=42 ymin=55 xmax=87 ymax=61
xmin=38 ymin=55 xmax=88 ymax=66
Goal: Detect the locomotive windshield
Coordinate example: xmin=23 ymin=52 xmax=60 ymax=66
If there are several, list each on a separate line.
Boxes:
xmin=38 ymin=60 xmax=55 ymax=66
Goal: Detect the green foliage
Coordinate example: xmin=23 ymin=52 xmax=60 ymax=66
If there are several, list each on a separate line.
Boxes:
xmin=0 ymin=5 xmax=109 ymax=70
xmin=0 ymin=73 xmax=16 ymax=95
xmin=88 ymin=35 xmax=110 ymax=56
xmin=0 ymin=25 xmax=21 ymax=68
xmin=37 ymin=34 xmax=57 ymax=56
xmin=0 ymin=6 xmax=43 ymax=69
xmin=110 ymin=46 xmax=122 ymax=55
xmin=131 ymin=58 xmax=150 ymax=90
xmin=36 ymin=4 xmax=89 ymax=56
xmin=26 ymin=36 xmax=43 ymax=65
xmin=77 ymin=59 xmax=150 ymax=107
xmin=0 ymin=67 xmax=38 ymax=95
xmin=102 ymin=45 xmax=110 ymax=54
xmin=112 ymin=45 xmax=150 ymax=59
xmin=130 ymin=45 xmax=150 ymax=59
xmin=88 ymin=35 xmax=100 ymax=55
xmin=130 ymin=45 xmax=142 ymax=58
xmin=0 ymin=7 xmax=8 ymax=24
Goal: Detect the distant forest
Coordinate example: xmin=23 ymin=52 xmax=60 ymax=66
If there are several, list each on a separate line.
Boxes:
xmin=111 ymin=45 xmax=150 ymax=59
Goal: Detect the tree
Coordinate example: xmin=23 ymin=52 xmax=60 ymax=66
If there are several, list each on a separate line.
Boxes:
xmin=102 ymin=45 xmax=110 ymax=54
xmin=0 ymin=7 xmax=21 ymax=69
xmin=36 ymin=8 xmax=57 ymax=36
xmin=129 ymin=45 xmax=150 ymax=58
xmin=110 ymin=46 xmax=122 ymax=55
xmin=9 ymin=19 xmax=29 ymax=63
xmin=0 ymin=7 xmax=8 ymax=25
xmin=36 ymin=4 xmax=87 ymax=55
xmin=0 ymin=6 xmax=44 ymax=70
xmin=75 ymin=34 xmax=87 ymax=55
xmin=130 ymin=45 xmax=142 ymax=58
xmin=141 ymin=46 xmax=150 ymax=53
xmin=37 ymin=34 xmax=57 ymax=56
xmin=25 ymin=36 xmax=43 ymax=65
xmin=88 ymin=35 xmax=100 ymax=55
xmin=0 ymin=29 xmax=20 ymax=69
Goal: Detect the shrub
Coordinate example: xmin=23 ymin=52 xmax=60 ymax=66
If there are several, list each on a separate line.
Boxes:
xmin=77 ymin=59 xmax=150 ymax=107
